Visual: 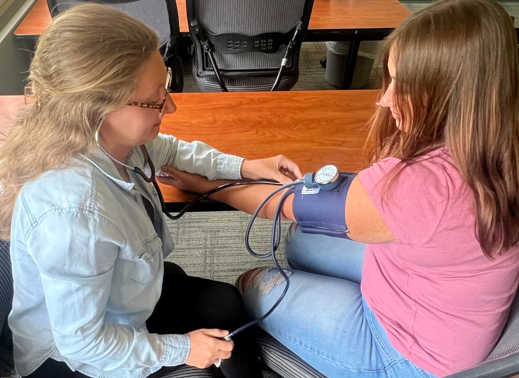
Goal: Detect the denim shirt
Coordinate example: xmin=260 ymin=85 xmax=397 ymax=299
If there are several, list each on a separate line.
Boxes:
xmin=8 ymin=134 xmax=243 ymax=378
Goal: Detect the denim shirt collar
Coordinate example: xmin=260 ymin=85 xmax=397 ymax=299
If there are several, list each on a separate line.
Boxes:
xmin=79 ymin=148 xmax=137 ymax=192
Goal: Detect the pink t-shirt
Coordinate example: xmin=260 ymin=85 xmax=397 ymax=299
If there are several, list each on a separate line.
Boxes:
xmin=358 ymin=147 xmax=519 ymax=377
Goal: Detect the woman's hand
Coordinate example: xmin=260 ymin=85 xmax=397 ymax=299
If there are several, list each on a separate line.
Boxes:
xmin=241 ymin=155 xmax=303 ymax=184
xmin=185 ymin=329 xmax=234 ymax=369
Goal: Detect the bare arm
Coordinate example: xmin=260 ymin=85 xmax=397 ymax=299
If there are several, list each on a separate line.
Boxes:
xmin=346 ymin=176 xmax=395 ymax=243
xmin=158 ymin=167 xmax=395 ymax=244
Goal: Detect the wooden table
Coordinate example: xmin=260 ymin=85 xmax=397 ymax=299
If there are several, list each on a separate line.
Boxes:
xmin=0 ymin=90 xmax=377 ymax=210
xmin=14 ymin=0 xmax=410 ymax=88
xmin=15 ymin=0 xmax=409 ymax=37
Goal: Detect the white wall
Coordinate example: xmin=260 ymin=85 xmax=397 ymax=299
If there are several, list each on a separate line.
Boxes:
xmin=0 ymin=0 xmax=37 ymax=95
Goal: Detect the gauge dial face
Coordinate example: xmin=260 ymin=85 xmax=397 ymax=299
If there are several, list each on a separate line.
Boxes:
xmin=315 ymin=165 xmax=339 ymax=185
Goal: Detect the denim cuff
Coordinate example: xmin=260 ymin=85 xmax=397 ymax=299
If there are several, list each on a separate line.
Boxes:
xmin=216 ymin=155 xmax=244 ymax=180
xmin=161 ymin=334 xmax=191 ymax=366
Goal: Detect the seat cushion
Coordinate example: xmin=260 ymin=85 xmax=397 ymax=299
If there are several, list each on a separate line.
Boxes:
xmin=193 ymin=68 xmax=299 ymax=92
xmin=256 ymin=331 xmax=327 ymax=378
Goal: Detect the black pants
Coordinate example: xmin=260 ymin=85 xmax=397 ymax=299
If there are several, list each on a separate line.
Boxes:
xmin=24 ymin=262 xmax=262 ymax=378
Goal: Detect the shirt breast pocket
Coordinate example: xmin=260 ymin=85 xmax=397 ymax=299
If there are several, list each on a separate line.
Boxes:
xmin=129 ymin=236 xmax=162 ymax=284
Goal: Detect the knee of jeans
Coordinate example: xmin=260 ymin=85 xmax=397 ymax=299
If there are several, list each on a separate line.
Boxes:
xmin=285 ymin=222 xmax=298 ymax=245
xmin=285 ymin=223 xmax=298 ymax=267
xmin=238 ymin=267 xmax=292 ymax=295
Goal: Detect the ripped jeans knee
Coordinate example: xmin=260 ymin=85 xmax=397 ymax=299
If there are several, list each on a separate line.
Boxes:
xmin=236 ymin=267 xmax=293 ymax=295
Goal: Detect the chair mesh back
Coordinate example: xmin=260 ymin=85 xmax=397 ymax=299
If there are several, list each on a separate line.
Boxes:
xmin=0 ymin=241 xmax=13 ymax=375
xmin=194 ymin=0 xmax=308 ymax=70
xmin=484 ymin=286 xmax=519 ymax=362
xmin=0 ymin=241 xmax=12 ymax=335
xmin=191 ymin=71 xmax=298 ymax=92
xmin=155 ymin=365 xmax=217 ymax=377
xmin=50 ymin=0 xmax=171 ymax=47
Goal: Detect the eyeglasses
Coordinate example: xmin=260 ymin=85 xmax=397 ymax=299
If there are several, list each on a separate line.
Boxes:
xmin=126 ymin=67 xmax=172 ymax=112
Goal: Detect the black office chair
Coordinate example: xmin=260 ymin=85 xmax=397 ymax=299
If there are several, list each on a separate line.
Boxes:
xmin=444 ymin=284 xmax=519 ymax=378
xmin=46 ymin=0 xmax=184 ymax=92
xmin=186 ymin=0 xmax=314 ymax=92
xmin=255 ymin=286 xmax=519 ymax=378
xmin=0 ymin=241 xmax=14 ymax=378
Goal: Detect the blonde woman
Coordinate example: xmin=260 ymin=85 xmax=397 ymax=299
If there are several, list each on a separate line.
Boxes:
xmin=0 ymin=4 xmax=303 ymax=378
xmin=159 ymin=0 xmax=519 ymax=377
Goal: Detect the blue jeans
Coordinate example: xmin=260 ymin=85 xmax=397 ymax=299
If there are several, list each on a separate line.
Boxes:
xmin=241 ymin=225 xmax=437 ymax=378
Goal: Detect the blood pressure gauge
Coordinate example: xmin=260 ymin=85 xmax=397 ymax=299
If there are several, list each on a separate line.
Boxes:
xmin=304 ymin=165 xmax=341 ymax=191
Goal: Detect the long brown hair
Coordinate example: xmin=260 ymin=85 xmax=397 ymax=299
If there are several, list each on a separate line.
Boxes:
xmin=368 ymin=0 xmax=519 ymax=258
xmin=0 ymin=4 xmax=159 ymax=240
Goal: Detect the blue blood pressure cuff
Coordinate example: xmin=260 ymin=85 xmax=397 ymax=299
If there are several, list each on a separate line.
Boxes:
xmin=292 ymin=172 xmax=356 ymax=239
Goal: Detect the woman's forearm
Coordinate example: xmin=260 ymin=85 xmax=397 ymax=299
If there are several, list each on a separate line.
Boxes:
xmin=156 ymin=166 xmax=296 ymax=220
xmin=208 ymin=182 xmax=295 ymax=221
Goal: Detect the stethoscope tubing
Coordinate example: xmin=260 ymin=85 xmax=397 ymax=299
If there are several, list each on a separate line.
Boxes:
xmin=95 ymin=136 xmax=298 ymax=339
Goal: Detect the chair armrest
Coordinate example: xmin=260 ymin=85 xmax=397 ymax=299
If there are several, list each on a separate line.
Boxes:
xmin=445 ymin=354 xmax=519 ymax=378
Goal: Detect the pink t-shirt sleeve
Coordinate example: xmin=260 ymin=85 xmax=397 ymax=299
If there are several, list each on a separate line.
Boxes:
xmin=359 ymin=156 xmax=449 ymax=246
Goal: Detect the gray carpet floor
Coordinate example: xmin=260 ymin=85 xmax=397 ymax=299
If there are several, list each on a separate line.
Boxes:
xmin=165 ymin=214 xmax=290 ymax=285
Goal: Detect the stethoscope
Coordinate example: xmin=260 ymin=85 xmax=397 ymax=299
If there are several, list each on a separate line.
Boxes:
xmin=94 ymin=124 xmax=294 ymax=339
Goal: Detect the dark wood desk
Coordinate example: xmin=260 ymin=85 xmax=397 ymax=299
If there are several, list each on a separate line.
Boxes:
xmin=0 ymin=90 xmax=377 ymax=209
xmin=14 ymin=0 xmax=410 ymax=88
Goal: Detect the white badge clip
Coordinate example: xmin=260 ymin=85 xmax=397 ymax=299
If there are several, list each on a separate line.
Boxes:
xmin=302 ymin=186 xmax=320 ymax=195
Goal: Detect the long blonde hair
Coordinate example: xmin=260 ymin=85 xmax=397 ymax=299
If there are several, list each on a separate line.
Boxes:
xmin=0 ymin=3 xmax=159 ymax=240
xmin=368 ymin=0 xmax=519 ymax=258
